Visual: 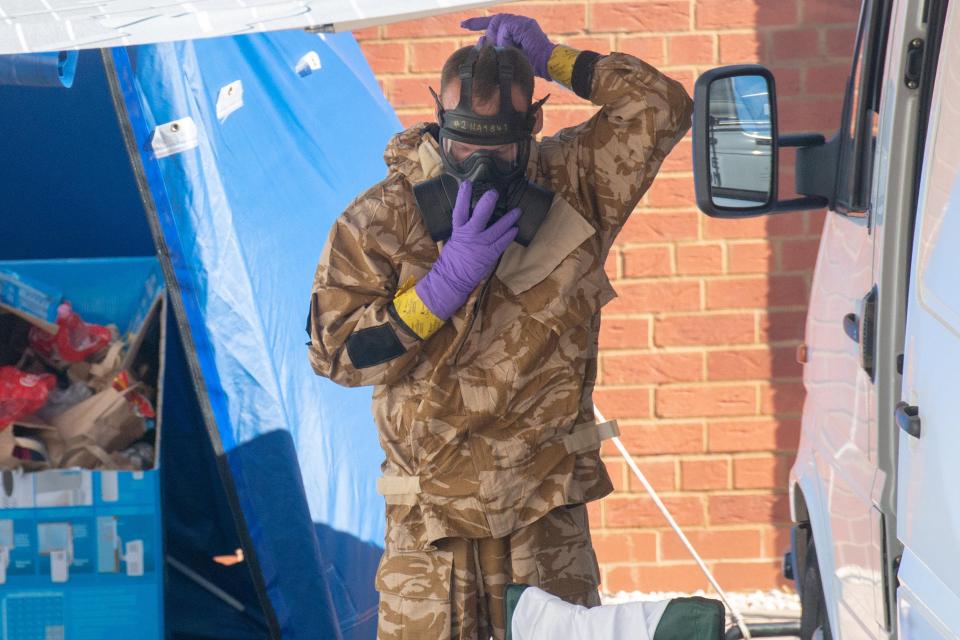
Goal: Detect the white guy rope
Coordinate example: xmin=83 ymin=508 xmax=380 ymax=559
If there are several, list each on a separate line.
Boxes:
xmin=595 ymin=408 xmax=753 ymax=640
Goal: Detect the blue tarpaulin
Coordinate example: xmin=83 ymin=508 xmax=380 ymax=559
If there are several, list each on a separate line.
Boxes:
xmin=0 ymin=30 xmax=400 ymax=639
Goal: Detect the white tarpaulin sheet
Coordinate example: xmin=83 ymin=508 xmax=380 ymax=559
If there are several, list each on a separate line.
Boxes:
xmin=0 ymin=0 xmax=501 ymax=54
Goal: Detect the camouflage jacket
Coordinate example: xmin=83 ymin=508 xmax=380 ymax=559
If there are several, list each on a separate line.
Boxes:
xmin=309 ymin=51 xmax=692 ymax=551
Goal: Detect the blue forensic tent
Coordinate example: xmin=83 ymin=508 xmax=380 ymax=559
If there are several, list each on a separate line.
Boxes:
xmin=0 ymin=29 xmax=412 ymax=639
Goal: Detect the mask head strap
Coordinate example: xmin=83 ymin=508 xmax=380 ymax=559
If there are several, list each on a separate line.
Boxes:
xmin=456 ymin=46 xmax=480 ymax=113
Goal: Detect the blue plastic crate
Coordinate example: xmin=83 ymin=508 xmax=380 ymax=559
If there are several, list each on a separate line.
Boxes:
xmin=0 ymin=257 xmax=164 ymax=640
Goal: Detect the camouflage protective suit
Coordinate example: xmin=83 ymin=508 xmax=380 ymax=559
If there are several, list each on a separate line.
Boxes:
xmin=309 ymin=48 xmax=692 ymax=639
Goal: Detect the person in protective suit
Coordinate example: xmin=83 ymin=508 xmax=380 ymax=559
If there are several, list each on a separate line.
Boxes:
xmin=308 ymin=13 xmax=699 ymax=640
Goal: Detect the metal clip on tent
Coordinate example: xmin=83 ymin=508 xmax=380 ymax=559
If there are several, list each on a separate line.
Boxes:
xmin=595 ymin=409 xmax=802 ymax=640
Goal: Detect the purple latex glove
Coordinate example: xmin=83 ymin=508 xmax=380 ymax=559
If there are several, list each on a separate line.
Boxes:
xmin=461 ymin=14 xmax=557 ymax=80
xmin=416 ymin=181 xmax=520 ymax=320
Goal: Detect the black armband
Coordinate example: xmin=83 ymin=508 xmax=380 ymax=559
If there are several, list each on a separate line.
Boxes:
xmin=572 ymin=51 xmax=603 ymax=100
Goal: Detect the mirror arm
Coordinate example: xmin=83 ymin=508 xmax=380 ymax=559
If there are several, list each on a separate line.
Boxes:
xmin=793 ymin=132 xmax=840 ymax=203
xmin=779 ymin=133 xmax=826 ymax=148
xmin=770 ymin=196 xmax=830 ymax=213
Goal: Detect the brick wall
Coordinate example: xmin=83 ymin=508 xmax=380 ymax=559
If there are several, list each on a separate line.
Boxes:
xmin=356 ymin=0 xmax=861 ymax=592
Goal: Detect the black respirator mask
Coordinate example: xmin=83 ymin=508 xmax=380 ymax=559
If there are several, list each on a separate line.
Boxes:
xmin=413 ymin=47 xmax=554 ymax=247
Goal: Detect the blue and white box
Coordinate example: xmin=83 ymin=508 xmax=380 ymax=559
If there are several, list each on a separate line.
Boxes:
xmin=0 ymin=257 xmax=165 ymax=640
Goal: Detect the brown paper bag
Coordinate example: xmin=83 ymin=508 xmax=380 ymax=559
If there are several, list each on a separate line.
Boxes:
xmin=50 ymin=385 xmax=146 ymax=469
xmin=0 ymin=427 xmax=19 ymax=469
xmin=0 ymin=421 xmax=57 ymax=471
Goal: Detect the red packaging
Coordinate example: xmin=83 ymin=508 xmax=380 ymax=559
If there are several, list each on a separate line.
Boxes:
xmin=112 ymin=371 xmax=156 ymax=419
xmin=0 ymin=366 xmax=56 ymax=429
xmin=29 ymin=301 xmax=112 ymax=363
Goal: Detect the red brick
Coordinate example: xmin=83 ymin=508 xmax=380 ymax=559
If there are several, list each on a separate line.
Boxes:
xmin=362 ymin=42 xmax=406 ymax=75
xmin=707 ymin=347 xmax=802 ymax=381
xmin=770 ymin=28 xmax=822 ymax=61
xmin=681 ymin=458 xmax=730 ymax=490
xmin=825 ymin=27 xmax=857 ymax=57
xmin=676 ymin=244 xmax=723 ymax=275
xmin=660 ymin=136 xmax=693 ymax=172
xmin=593 ymin=387 xmax=652 ymax=420
xmin=719 ymin=33 xmax=761 ymax=64
xmin=387 ymin=76 xmax=434 ymax=108
xmin=670 ymin=70 xmax=695 ymax=96
xmin=758 ymin=311 xmax=807 ymax=343
xmin=587 ymin=501 xmax=603 ymax=531
xmin=734 ymin=455 xmax=792 ymax=489
xmin=696 ymin=0 xmax=798 ymax=29
xmin=542 ymin=107 xmax=596 ymax=134
xmin=645 ymin=175 xmax=695 ymax=208
xmin=605 ymin=248 xmax=620 ymax=280
xmin=778 ymin=97 xmax=844 ymax=132
xmin=728 ymin=242 xmax=774 ymax=274
xmin=593 ymin=531 xmax=658 ymax=564
xmin=804 ymin=0 xmax=861 ymax=25
xmin=761 ymin=526 xmax=794 ymax=558
xmin=806 ymin=64 xmax=851 ymax=95
xmin=616 ymin=422 xmax=705 ymax=455
xmin=770 ymin=66 xmax=803 ymax=98
xmin=704 ymin=213 xmax=805 ymax=239
xmin=713 ymin=560 xmax=789 ymax=590
xmin=626 ymin=458 xmax=678 ymax=492
xmin=599 ymin=317 xmax=650 ymax=349
xmin=398 ymin=111 xmax=432 ymax=128
xmin=619 ymin=211 xmax=700 ymax=242
xmin=409 ymin=41 xmax=458 ymax=73
xmin=654 ymin=313 xmax=755 ymax=347
xmin=705 ymin=275 xmax=808 ymax=310
xmin=564 ymin=35 xmax=615 ymax=53
xmin=605 ymin=280 xmax=701 ymax=314
xmin=623 ymin=246 xmax=672 ymax=277
xmin=662 ymin=528 xmax=762 ymax=560
xmin=604 ymin=564 xmax=710 ymax=592
xmin=709 ymin=493 xmax=791 ymax=525
xmin=667 ymin=34 xmax=715 ymax=65
xmin=780 ymin=238 xmax=821 ymax=271
xmin=656 ymin=384 xmax=756 ymax=418
xmin=760 ymin=382 xmax=806 ymax=414
xmin=498 ymin=3 xmax=588 ymax=34
xmin=383 ymin=10 xmax=482 ymax=38
xmin=351 ymin=26 xmax=380 ymax=41
xmin=605 ymin=458 xmax=628 ymax=491
xmin=619 ymin=35 xmax=666 ymax=66
xmin=708 ymin=418 xmax=801 ymax=453
xmin=591 ymin=2 xmax=691 ymax=32
xmin=603 ymin=352 xmax=703 ymax=384
xmin=604 ymin=494 xmax=705 ymax=528
xmin=534 ymin=77 xmax=589 ymax=105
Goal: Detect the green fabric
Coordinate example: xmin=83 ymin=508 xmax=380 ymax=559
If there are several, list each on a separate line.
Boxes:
xmin=504 ymin=583 xmax=530 ymax=640
xmin=653 ymin=597 xmax=725 ymax=640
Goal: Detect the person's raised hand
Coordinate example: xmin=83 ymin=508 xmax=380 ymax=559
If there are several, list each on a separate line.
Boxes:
xmin=414 ymin=181 xmax=520 ymax=320
xmin=461 ymin=14 xmax=556 ymax=81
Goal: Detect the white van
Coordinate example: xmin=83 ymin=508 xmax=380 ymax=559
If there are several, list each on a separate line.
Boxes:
xmin=691 ymin=0 xmax=956 ymax=638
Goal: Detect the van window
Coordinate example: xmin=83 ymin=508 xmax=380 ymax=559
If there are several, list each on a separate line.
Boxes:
xmin=916 ymin=4 xmax=960 ymax=329
xmin=834 ymin=0 xmax=892 ymax=215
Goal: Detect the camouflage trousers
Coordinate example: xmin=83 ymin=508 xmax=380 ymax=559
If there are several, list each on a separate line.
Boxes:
xmin=375 ymin=504 xmax=602 ymax=640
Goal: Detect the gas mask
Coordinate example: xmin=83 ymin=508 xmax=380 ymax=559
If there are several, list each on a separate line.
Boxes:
xmin=413 ymin=47 xmax=554 ymax=247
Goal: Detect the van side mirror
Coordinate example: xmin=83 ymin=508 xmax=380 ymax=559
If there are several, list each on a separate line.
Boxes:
xmin=693 ymin=65 xmax=832 ymax=218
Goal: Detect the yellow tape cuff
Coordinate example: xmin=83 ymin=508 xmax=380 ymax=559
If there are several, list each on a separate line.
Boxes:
xmin=547 ymin=45 xmax=580 ymax=89
xmin=393 ymin=285 xmax=445 ymax=340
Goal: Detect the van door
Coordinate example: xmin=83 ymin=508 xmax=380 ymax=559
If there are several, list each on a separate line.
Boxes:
xmin=898 ymin=2 xmax=960 ymax=635
xmin=796 ymin=0 xmax=892 ymax=636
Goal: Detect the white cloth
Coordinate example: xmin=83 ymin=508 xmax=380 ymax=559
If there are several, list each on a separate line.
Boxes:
xmin=511 ymin=586 xmax=670 ymax=640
